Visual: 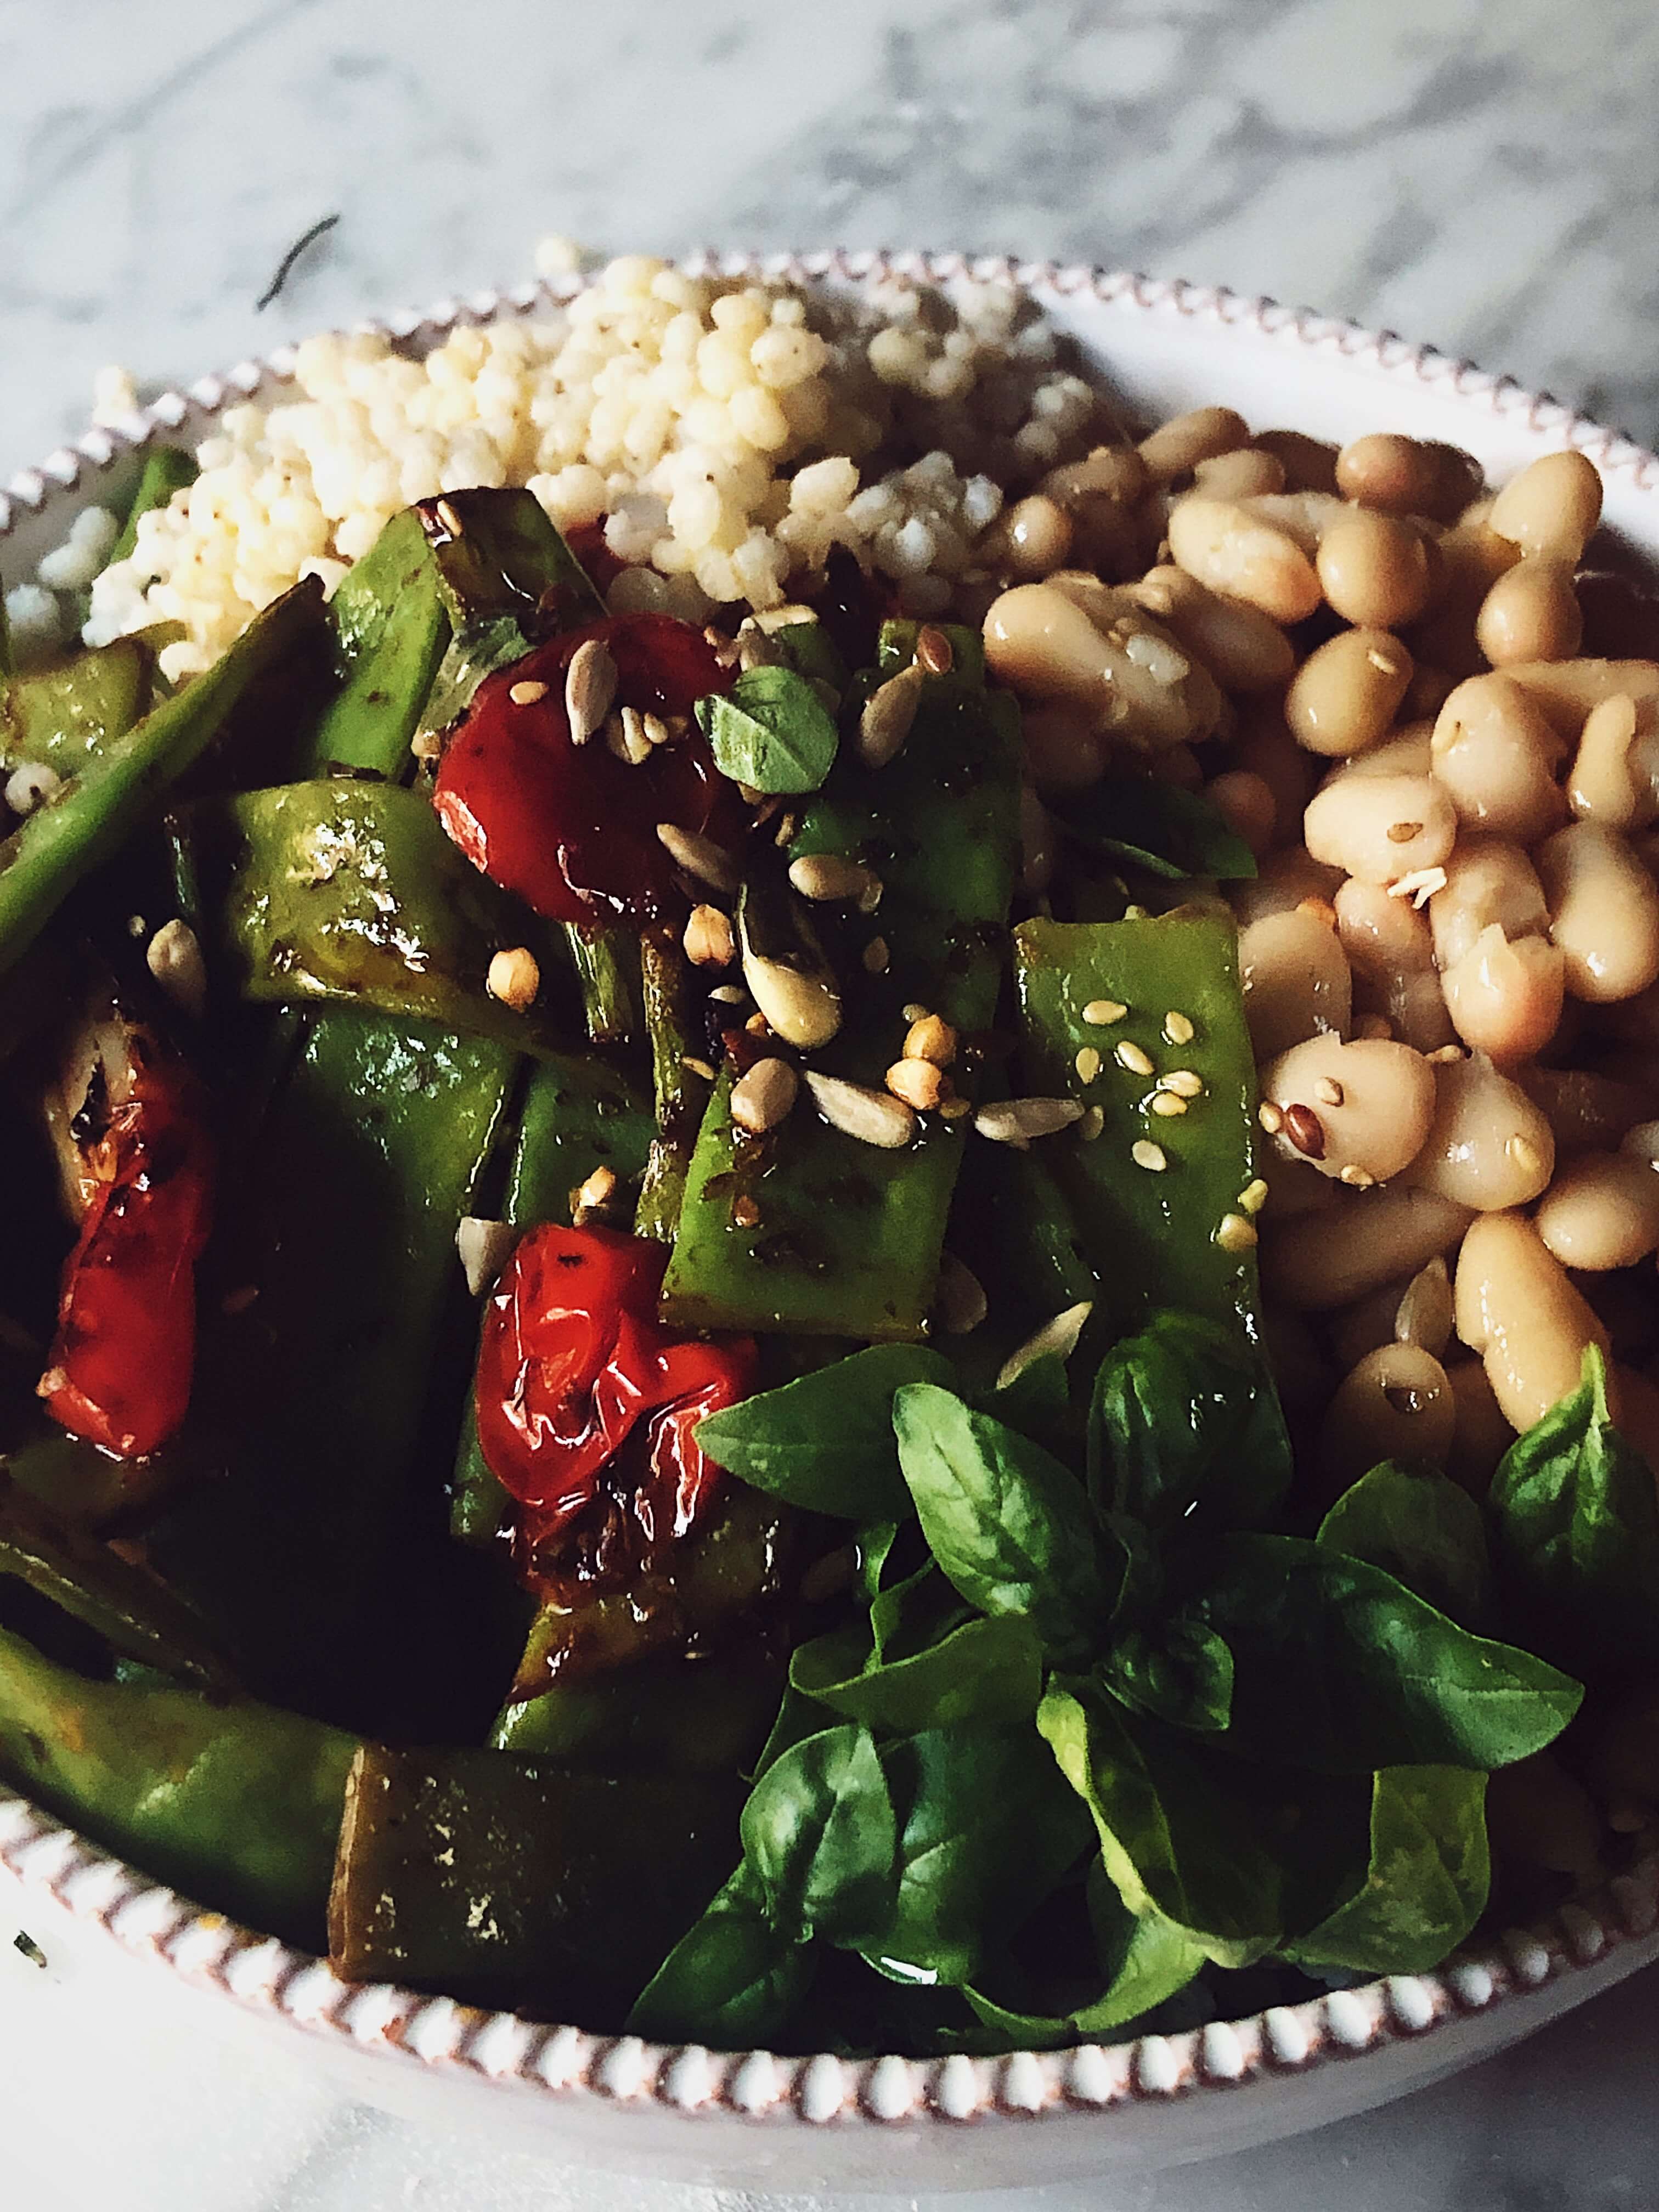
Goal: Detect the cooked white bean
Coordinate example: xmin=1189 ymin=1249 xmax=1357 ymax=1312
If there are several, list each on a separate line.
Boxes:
xmin=1429 ymin=672 xmax=1566 ymax=841
xmin=1137 ymin=406 xmax=1249 ymax=483
xmin=1233 ymin=704 xmax=1319 ymax=833
xmin=1334 ymin=876 xmax=1456 ymax=1053
xmin=1534 ymin=1152 xmax=1659 ymax=1270
xmin=1427 ymin=838 xmax=1550 ymax=969
xmin=1317 ymin=509 xmax=1435 ymax=630
xmin=1285 ymin=628 xmax=1414 ymax=758
xmin=1621 ymin=1116 xmax=1659 ymax=1166
xmin=982 ymin=582 xmax=1222 ymax=749
xmin=1566 ymin=692 xmax=1658 ymax=830
xmin=1445 ymin=1357 xmax=1515 ymax=1493
xmin=1409 ymin=1052 xmax=1555 ymax=1210
xmin=1193 ymin=448 xmax=1285 ymax=500
xmin=985 ymin=493 xmax=1074 ymax=579
xmin=1503 ymin=657 xmax=1659 ymax=740
xmin=1301 ymin=771 xmax=1456 ymax=885
xmin=1253 ymin=429 xmax=1341 ymax=494
xmin=1039 ymin=445 xmax=1149 ymax=509
xmin=1453 ymin=1210 xmax=1611 ymax=1431
xmin=1130 ymin=566 xmax=1296 ymax=693
xmin=1241 ymin=489 xmax=1347 ymax=552
xmin=1439 ymin=926 xmax=1566 ymax=1065
xmin=1475 ymin=556 xmax=1583 ymax=666
xmin=1228 ymin=846 xmax=1346 ymax=928
xmin=1020 ymin=700 xmax=1105 ymax=791
xmin=1165 ymin=496 xmax=1323 ymax=624
xmin=1040 ymin=568 xmax=1124 ymax=629
xmin=1318 ymin=1342 xmax=1455 ymax=1487
xmin=1263 ymin=1183 xmax=1473 ymax=1311
xmin=1206 ymin=770 xmax=1276 ymax=857
xmin=1488 ymin=449 xmax=1604 ymax=564
xmin=1537 ymin=820 xmax=1659 ymax=1003
xmin=1336 ymin=433 xmax=1483 ymax=523
xmin=1325 ymin=723 xmax=1435 ymax=780
xmin=1238 ymin=906 xmax=1353 ymax=1059
xmin=1260 ymin=1032 xmax=1436 ymax=1184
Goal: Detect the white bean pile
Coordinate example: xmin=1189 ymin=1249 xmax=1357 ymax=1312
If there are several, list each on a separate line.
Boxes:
xmin=975 ymin=410 xmax=1659 ymax=1498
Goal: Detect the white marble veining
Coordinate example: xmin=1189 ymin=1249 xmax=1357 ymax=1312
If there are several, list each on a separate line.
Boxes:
xmin=3 ymin=2 xmax=1658 ymax=2205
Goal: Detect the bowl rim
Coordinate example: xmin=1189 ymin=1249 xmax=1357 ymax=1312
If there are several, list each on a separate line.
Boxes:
xmin=1 ymin=249 xmax=1656 ymax=2138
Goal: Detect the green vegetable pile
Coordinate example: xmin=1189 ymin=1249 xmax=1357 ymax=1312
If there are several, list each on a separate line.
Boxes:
xmin=0 ymin=455 xmax=1652 ymax=2061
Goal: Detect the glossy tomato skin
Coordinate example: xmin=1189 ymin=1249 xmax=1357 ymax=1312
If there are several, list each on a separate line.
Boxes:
xmin=475 ymin=1222 xmax=755 ymax=1600
xmin=432 ymin=614 xmax=738 ymax=928
xmin=42 ymin=1047 xmax=214 ymax=1462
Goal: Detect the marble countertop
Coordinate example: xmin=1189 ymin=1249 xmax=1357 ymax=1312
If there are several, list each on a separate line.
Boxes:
xmin=3 ymin=2 xmax=1658 ymax=2206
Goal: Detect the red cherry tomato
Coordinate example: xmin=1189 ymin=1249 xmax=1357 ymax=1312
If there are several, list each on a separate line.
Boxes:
xmin=41 ymin=1046 xmax=214 ymax=1461
xmin=475 ymin=1222 xmax=755 ymax=1597
xmin=432 ymin=613 xmax=739 ymax=928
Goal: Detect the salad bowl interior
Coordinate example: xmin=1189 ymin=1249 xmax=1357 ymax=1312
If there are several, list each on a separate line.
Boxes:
xmin=0 ymin=253 xmax=1657 ymax=2196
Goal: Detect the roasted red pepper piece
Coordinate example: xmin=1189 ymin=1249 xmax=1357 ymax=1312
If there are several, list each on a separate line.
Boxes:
xmin=475 ymin=1222 xmax=755 ymax=1600
xmin=432 ymin=613 xmax=738 ymax=928
xmin=41 ymin=1042 xmax=213 ymax=1460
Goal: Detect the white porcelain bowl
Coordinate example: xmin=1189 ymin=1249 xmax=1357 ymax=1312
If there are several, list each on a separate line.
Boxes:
xmin=1 ymin=254 xmax=1657 ymax=2196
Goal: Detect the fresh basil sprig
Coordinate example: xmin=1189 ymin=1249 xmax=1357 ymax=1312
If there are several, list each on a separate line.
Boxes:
xmin=1088 ymin=1310 xmax=1291 ymax=1532
xmin=696 ymin=664 xmax=840 ymax=793
xmin=893 ymin=1383 xmax=1122 ymax=1665
xmin=1319 ymin=1462 xmax=1498 ymax=1632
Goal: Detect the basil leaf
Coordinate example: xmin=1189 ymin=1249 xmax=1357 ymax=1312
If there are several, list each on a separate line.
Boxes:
xmin=741 ymin=1723 xmax=898 ymax=1943
xmin=697 ymin=665 xmax=839 ymax=793
xmin=1062 ymin=776 xmax=1257 ymax=883
xmin=1038 ymin=1680 xmax=1283 ymax=1966
xmin=1198 ymin=1533 xmax=1583 ymax=1773
xmin=769 ymin=619 xmax=849 ymax=694
xmin=627 ymin=1863 xmax=811 ymax=2045
xmin=791 ymin=1607 xmax=1045 ymax=1733
xmin=1319 ymin=1462 xmax=1498 ymax=1632
xmin=697 ymin=1346 xmax=952 ymax=1519
xmin=1101 ymin=1618 xmax=1234 ymax=1734
xmin=1487 ymin=1346 xmax=1659 ymax=1683
xmin=864 ymin=1724 xmax=1091 ymax=1987
xmin=1088 ymin=1310 xmax=1292 ymax=1535
xmin=893 ymin=1383 xmax=1120 ymax=1664
xmin=981 ymin=1352 xmax=1074 ymax=1457
xmin=1285 ymin=1767 xmax=1490 ymax=1976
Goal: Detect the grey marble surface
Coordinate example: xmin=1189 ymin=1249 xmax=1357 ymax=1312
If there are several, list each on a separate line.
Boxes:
xmin=2 ymin=1 xmax=1658 ymax=2205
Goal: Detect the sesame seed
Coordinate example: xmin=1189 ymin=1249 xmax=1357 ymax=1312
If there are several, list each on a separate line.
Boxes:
xmin=731 ymin=1194 xmax=763 ymax=1229
xmin=1386 ymin=819 xmax=1424 ymax=844
xmin=573 ymin=1164 xmax=618 ymax=1219
xmin=1131 ymin=1139 xmax=1167 ymax=1172
xmin=1082 ymin=999 xmax=1127 ymax=1025
xmin=1077 ymin=1105 xmax=1105 ymax=1142
xmin=862 ymin=937 xmax=890 ymax=974
xmin=509 ymin=679 xmax=549 ymax=706
xmin=681 ymin=1056 xmax=718 ymax=1082
xmin=1163 ymin=1010 xmax=1195 ymax=1046
xmin=1339 ymin=1164 xmax=1376 ymax=1188
xmin=1429 ymin=1043 xmax=1466 ymax=1064
xmin=1163 ymin=1070 xmax=1205 ymax=1099
xmin=915 ymin=624 xmax=955 ymax=675
xmin=1215 ymin=1212 xmax=1258 ymax=1253
xmin=1314 ymin=1077 xmax=1345 ymax=1108
xmin=1124 ymin=904 xmax=1149 ymax=921
xmin=709 ymin=984 xmax=746 ymax=1005
xmin=433 ymin=497 xmax=462 ymax=537
xmin=902 ymin=1002 xmax=929 ymax=1023
xmin=1238 ymin=1178 xmax=1269 ymax=1215
xmin=1149 ymin=1090 xmax=1187 ymax=1118
xmin=1114 ymin=1040 xmax=1155 ymax=1076
xmin=1258 ymin=1101 xmax=1285 ymax=1134
xmin=1074 ymin=1046 xmax=1102 ymax=1083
